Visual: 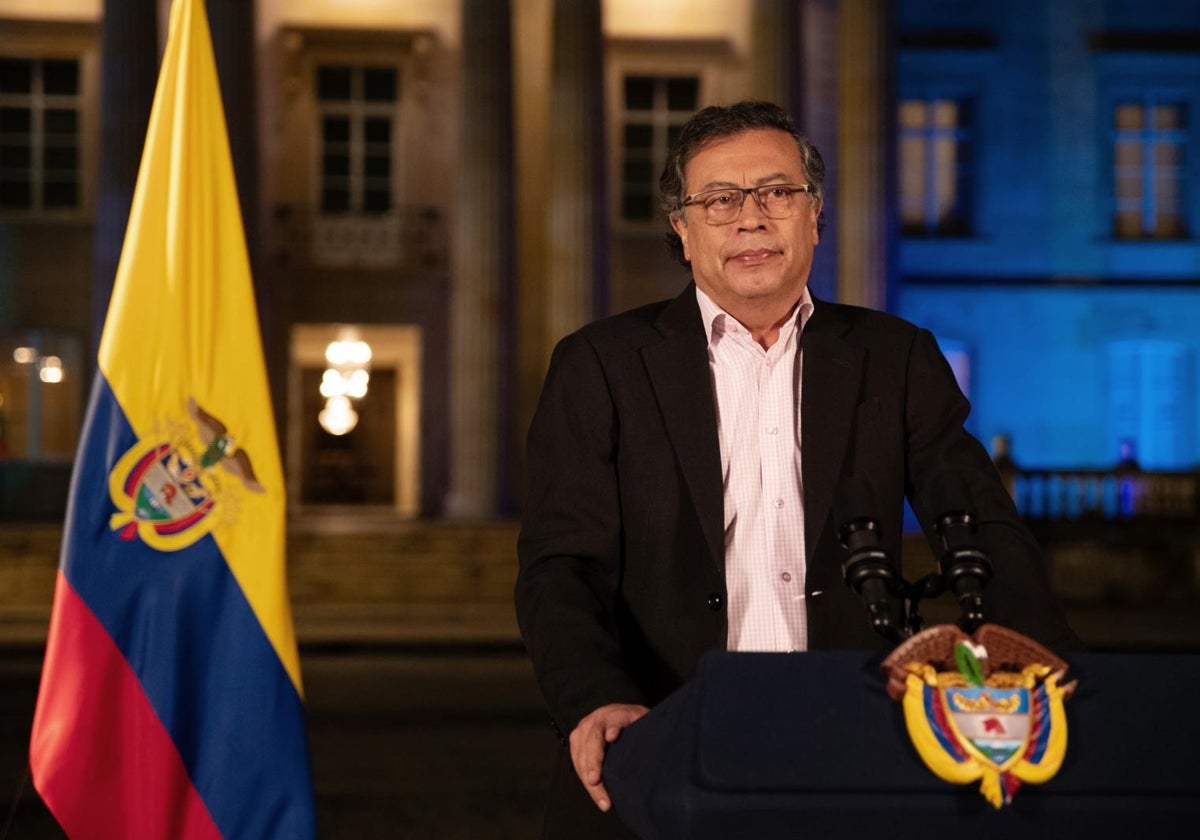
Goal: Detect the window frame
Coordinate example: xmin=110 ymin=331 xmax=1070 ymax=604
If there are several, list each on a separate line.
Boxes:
xmin=605 ymin=38 xmax=738 ymax=235
xmin=896 ymin=47 xmax=995 ymax=243
xmin=1110 ymin=95 xmax=1188 ymax=240
xmin=0 ymin=328 xmax=85 ymax=465
xmin=275 ymin=25 xmax=438 ymax=267
xmin=278 ymin=27 xmax=435 ymax=219
xmin=287 ymin=323 xmax=423 ymax=518
xmin=897 ymin=92 xmax=976 ymax=237
xmin=1097 ymin=53 xmax=1200 ymax=246
xmin=313 ymin=63 xmax=400 ymax=217
xmin=616 ymin=73 xmax=701 ymax=224
xmin=0 ymin=19 xmax=98 ymax=221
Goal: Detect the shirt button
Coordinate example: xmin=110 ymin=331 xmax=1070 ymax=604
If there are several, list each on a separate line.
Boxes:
xmin=781 ymin=572 xmax=792 ymax=582
xmin=773 ymin=498 xmax=785 ymax=509
xmin=706 ymin=593 xmax=724 ymax=611
xmin=767 ymin=425 xmax=778 ymax=435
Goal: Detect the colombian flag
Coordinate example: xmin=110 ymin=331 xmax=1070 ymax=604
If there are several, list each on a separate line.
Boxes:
xmin=29 ymin=0 xmax=315 ymax=836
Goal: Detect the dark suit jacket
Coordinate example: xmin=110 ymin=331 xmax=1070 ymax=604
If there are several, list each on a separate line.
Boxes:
xmin=515 ymin=285 xmax=1079 ymax=837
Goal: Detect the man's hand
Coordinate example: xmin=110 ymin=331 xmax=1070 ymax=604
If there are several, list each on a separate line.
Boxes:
xmin=568 ymin=703 xmax=650 ymax=812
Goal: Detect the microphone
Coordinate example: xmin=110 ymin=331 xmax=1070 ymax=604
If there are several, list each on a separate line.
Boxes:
xmin=835 ymin=476 xmax=903 ymax=643
xmin=930 ymin=476 xmax=994 ymax=631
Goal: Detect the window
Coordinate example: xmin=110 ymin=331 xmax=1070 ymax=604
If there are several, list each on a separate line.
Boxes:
xmin=1107 ymin=339 xmax=1194 ymax=469
xmin=606 ymin=39 xmax=738 ymax=234
xmin=898 ymin=97 xmax=973 ymax=236
xmin=1112 ymin=98 xmax=1187 ymax=239
xmin=0 ymin=331 xmax=82 ymax=462
xmin=315 ymin=64 xmax=397 ymax=216
xmin=1097 ymin=49 xmax=1200 ymax=250
xmin=619 ymin=74 xmax=698 ymax=221
xmin=0 ymin=57 xmax=82 ymax=213
xmin=276 ymin=27 xmax=439 ymax=268
xmin=289 ymin=324 xmax=422 ymax=517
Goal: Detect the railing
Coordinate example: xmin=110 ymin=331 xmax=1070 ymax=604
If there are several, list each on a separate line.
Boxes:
xmin=1001 ymin=466 xmax=1199 ymax=558
xmin=1002 ymin=468 xmax=1200 ymax=610
xmin=271 ymin=204 xmax=446 ymax=270
xmin=1002 ymin=468 xmax=1198 ymax=522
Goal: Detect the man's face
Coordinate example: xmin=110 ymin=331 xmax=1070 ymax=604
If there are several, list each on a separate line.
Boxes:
xmin=671 ymin=128 xmax=821 ymax=316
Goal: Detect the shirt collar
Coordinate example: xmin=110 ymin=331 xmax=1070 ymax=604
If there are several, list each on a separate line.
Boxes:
xmin=695 ymin=284 xmax=815 ymax=348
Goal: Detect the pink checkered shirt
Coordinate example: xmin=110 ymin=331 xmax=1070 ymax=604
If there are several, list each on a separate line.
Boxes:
xmin=696 ymin=286 xmax=814 ymax=652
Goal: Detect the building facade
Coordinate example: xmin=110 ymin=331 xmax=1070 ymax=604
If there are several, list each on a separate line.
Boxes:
xmin=1 ymin=0 xmax=1197 ymax=531
xmin=895 ymin=0 xmax=1200 ymax=471
xmin=1 ymin=0 xmax=900 ymax=522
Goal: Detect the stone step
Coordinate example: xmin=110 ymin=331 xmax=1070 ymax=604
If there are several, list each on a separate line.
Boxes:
xmin=0 ymin=517 xmax=522 ymax=645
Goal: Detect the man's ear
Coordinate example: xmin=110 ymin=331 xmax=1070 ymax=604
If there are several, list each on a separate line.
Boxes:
xmin=670 ymin=214 xmax=690 ymax=261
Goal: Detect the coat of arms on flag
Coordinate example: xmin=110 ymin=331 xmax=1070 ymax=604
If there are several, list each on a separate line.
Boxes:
xmin=881 ymin=624 xmax=1076 ymax=808
xmin=109 ymin=397 xmax=265 ymax=550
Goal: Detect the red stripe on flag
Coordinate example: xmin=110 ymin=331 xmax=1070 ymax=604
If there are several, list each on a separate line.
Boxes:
xmin=30 ymin=573 xmax=223 ymax=840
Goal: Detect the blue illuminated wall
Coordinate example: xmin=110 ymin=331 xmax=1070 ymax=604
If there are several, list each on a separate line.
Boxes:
xmin=901 ymin=285 xmax=1200 ymax=469
xmin=895 ymin=0 xmax=1200 ymax=470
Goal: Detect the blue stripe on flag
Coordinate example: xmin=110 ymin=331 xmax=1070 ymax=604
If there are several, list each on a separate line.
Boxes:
xmin=62 ymin=376 xmax=315 ymax=839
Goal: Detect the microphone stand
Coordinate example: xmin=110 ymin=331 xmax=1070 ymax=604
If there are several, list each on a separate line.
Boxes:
xmin=837 ymin=477 xmax=994 ymax=642
xmin=839 ymin=516 xmax=905 ymax=645
xmin=934 ymin=509 xmax=993 ymax=632
xmin=897 ymin=509 xmax=996 ymax=636
xmin=901 ymin=572 xmax=944 ymax=637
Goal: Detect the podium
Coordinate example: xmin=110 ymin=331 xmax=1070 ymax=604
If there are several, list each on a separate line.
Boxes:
xmin=604 ymin=650 xmax=1200 ymax=839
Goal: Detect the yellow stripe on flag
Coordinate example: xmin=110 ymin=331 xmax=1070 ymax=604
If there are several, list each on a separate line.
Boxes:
xmin=98 ymin=0 xmax=302 ymax=693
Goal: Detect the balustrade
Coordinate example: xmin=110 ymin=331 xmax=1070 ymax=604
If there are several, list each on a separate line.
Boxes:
xmin=272 ymin=204 xmax=446 ymax=269
xmin=1002 ymin=468 xmax=1198 ymax=522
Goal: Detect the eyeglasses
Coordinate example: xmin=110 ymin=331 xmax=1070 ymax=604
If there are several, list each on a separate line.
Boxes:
xmin=682 ymin=183 xmax=814 ymax=225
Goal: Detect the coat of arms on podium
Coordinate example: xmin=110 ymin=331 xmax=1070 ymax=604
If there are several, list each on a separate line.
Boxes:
xmin=881 ymin=624 xmax=1076 ymax=808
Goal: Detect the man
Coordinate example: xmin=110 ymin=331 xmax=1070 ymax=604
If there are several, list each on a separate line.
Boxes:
xmin=515 ymin=101 xmax=1079 ymax=838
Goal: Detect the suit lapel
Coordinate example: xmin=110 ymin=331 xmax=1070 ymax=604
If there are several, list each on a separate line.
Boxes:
xmin=641 ymin=287 xmax=725 ymax=571
xmin=801 ymin=301 xmax=864 ymax=560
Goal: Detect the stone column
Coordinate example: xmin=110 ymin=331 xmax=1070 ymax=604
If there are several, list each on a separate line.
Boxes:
xmin=206 ymin=0 xmax=259 ymax=253
xmin=513 ymin=0 xmax=553 ymax=505
xmin=445 ymin=0 xmax=517 ymax=518
xmin=800 ymin=0 xmax=840 ymax=302
xmin=754 ymin=0 xmax=846 ymax=303
xmin=92 ymin=0 xmax=159 ymax=358
xmin=750 ymin=0 xmax=803 ymax=119
xmin=836 ymin=0 xmax=895 ymax=310
xmin=545 ymin=0 xmax=608 ymax=345
xmin=205 ymin=0 xmax=284 ymax=435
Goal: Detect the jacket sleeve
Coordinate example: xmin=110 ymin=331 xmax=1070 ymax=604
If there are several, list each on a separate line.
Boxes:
xmin=515 ymin=332 xmax=646 ymax=737
xmin=901 ymin=327 xmax=1083 ymax=654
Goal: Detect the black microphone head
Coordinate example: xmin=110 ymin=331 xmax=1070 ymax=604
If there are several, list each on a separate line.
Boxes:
xmin=836 ymin=475 xmax=886 ymax=560
xmin=835 ymin=474 xmax=879 ymax=539
xmin=927 ymin=472 xmax=975 ymax=536
xmin=835 ymin=476 xmax=904 ymax=643
xmin=927 ymin=473 xmax=993 ymax=630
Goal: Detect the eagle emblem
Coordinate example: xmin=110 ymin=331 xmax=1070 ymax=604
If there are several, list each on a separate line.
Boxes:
xmin=881 ymin=624 xmax=1076 ymax=808
xmin=108 ymin=397 xmax=264 ymax=551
